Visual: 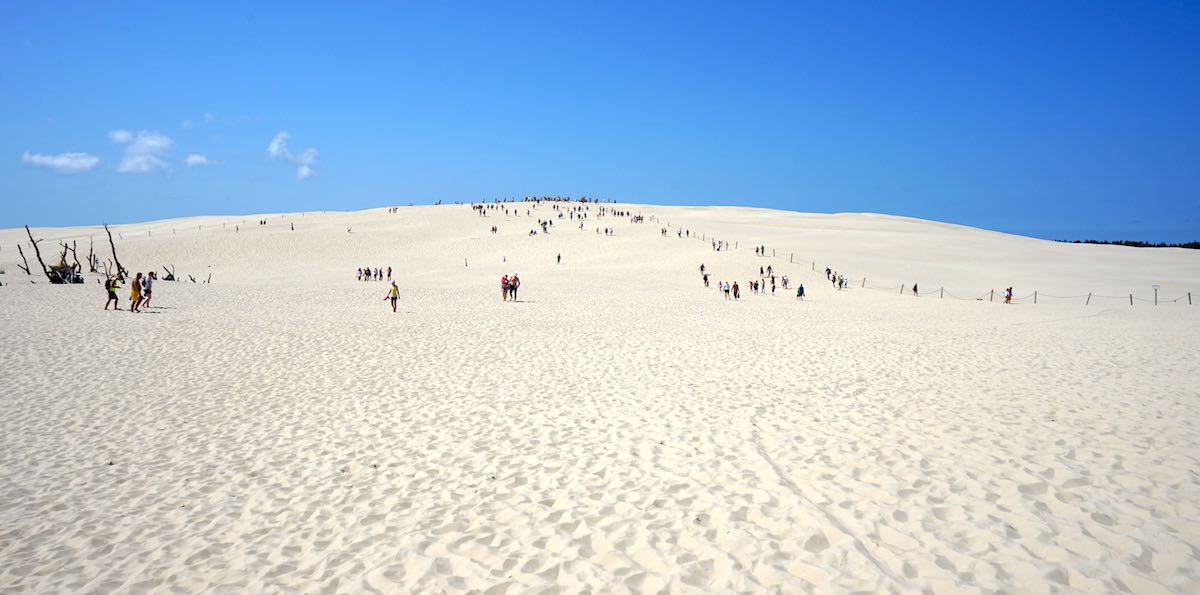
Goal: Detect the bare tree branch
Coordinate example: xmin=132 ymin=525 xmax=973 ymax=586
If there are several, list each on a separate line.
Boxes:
xmin=104 ymin=224 xmax=126 ymax=277
xmin=16 ymin=244 xmax=31 ymax=275
xmin=88 ymin=236 xmax=97 ymax=273
xmin=24 ymin=225 xmax=53 ymax=282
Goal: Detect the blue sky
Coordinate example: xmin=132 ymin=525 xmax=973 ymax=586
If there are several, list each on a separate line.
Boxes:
xmin=3 ymin=2 xmax=1198 ymax=241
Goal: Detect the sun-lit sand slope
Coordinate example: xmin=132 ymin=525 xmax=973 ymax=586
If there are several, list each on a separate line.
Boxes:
xmin=1 ymin=204 xmax=1198 ymax=593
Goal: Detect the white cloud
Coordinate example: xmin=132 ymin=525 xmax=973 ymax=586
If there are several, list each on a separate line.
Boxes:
xmin=111 ymin=130 xmax=173 ymax=174
xmin=108 ymin=129 xmax=133 ymax=143
xmin=266 ymin=131 xmax=318 ymax=180
xmin=267 ymin=131 xmax=289 ymax=158
xmin=185 ymin=153 xmax=212 ymax=166
xmin=181 ymin=119 xmax=193 ymax=129
xmin=21 ymin=151 xmax=100 ymax=173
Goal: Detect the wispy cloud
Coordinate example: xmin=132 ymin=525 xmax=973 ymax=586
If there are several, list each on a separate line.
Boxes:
xmin=204 ymin=111 xmax=216 ymax=123
xmin=110 ymin=129 xmax=173 ymax=174
xmin=267 ymin=131 xmax=319 ymax=180
xmin=185 ymin=153 xmax=213 ymax=166
xmin=181 ymin=119 xmax=193 ymax=129
xmin=21 ymin=151 xmax=100 ymax=173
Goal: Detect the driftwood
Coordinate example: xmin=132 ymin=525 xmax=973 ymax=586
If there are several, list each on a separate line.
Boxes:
xmin=104 ymin=224 xmax=126 ymax=277
xmin=16 ymin=244 xmax=31 ymax=275
xmin=24 ymin=226 xmax=52 ymax=282
xmin=188 ymin=274 xmax=196 ymax=283
xmin=59 ymin=240 xmax=81 ymax=271
xmin=55 ymin=240 xmax=83 ymax=283
xmin=162 ymin=264 xmax=176 ymax=281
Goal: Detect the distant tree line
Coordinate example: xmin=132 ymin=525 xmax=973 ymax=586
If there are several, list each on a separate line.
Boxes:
xmin=1055 ymin=239 xmax=1199 ymax=250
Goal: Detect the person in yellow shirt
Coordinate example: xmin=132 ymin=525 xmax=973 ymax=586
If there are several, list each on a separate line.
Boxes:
xmin=104 ymin=276 xmax=119 ymax=310
xmin=383 ymin=279 xmax=399 ymax=312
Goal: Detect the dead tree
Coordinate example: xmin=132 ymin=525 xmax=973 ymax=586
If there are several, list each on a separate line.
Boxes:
xmin=104 ymin=224 xmax=126 ymax=277
xmin=87 ymin=237 xmax=98 ymax=273
xmin=16 ymin=244 xmax=31 ymax=275
xmin=59 ymin=240 xmax=82 ymax=282
xmin=24 ymin=226 xmax=53 ymax=282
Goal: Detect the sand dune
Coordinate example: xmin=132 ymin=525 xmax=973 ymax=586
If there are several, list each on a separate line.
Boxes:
xmin=1 ymin=203 xmax=1197 ymax=593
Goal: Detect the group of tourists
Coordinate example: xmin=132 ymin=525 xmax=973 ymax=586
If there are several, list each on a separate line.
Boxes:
xmin=825 ymin=267 xmax=848 ymax=290
xmin=103 ymin=271 xmax=155 ymax=312
xmin=358 ymin=267 xmax=391 ymax=281
xmin=500 ymin=273 xmax=522 ymax=301
xmin=700 ymin=262 xmax=805 ymax=301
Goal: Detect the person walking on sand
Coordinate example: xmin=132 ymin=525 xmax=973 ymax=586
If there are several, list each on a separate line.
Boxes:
xmin=141 ymin=272 xmax=154 ymax=309
xmin=912 ymin=283 xmax=918 ymax=296
xmin=796 ymin=284 xmax=805 ymax=300
xmin=723 ymin=281 xmax=731 ymax=300
xmin=501 ymin=274 xmax=509 ymax=301
xmin=383 ymin=280 xmax=399 ymax=312
xmin=104 ymin=276 xmax=119 ymax=310
xmin=733 ymin=281 xmax=740 ymax=300
xmin=1005 ymin=287 xmax=1013 ymax=304
xmin=129 ymin=272 xmax=143 ymax=313
xmin=509 ymin=274 xmax=521 ymax=301
xmin=557 ymin=253 xmax=561 ymax=264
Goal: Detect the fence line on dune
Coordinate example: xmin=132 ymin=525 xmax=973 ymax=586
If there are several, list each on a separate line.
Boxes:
xmin=669 ymin=222 xmax=1194 ymax=307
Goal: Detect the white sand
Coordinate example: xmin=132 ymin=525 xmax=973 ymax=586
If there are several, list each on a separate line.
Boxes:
xmin=0 ymin=203 xmax=1197 ymax=593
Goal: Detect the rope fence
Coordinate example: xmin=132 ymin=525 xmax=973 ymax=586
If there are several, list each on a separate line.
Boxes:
xmin=666 ymin=219 xmax=1195 ymax=308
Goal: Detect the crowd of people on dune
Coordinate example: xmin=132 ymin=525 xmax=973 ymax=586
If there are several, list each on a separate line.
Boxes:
xmin=358 ymin=266 xmax=392 ymax=282
xmin=700 ymin=262 xmax=805 ymax=302
xmin=93 ymin=202 xmax=1020 ymax=316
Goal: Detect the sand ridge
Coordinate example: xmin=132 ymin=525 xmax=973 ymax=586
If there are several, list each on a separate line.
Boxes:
xmin=0 ymin=203 xmax=1197 ymax=592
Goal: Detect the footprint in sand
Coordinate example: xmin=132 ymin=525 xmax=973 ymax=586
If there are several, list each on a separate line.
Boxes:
xmin=804 ymin=533 xmax=829 ymax=553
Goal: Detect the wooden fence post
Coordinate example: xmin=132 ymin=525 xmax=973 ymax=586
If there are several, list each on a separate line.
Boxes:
xmin=1034 ymin=291 xmax=1037 ymax=304
xmin=862 ymin=278 xmax=866 ymax=288
xmin=899 ymin=284 xmax=904 ymax=294
xmin=1086 ymin=293 xmax=1091 ymax=305
xmin=990 ymin=290 xmax=994 ymax=302
xmin=1129 ymin=294 xmax=1133 ymax=306
xmin=940 ymin=287 xmax=943 ymax=299
xmin=1154 ymin=287 xmax=1158 ymax=305
xmin=1190 ymin=291 xmax=1193 ymax=305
